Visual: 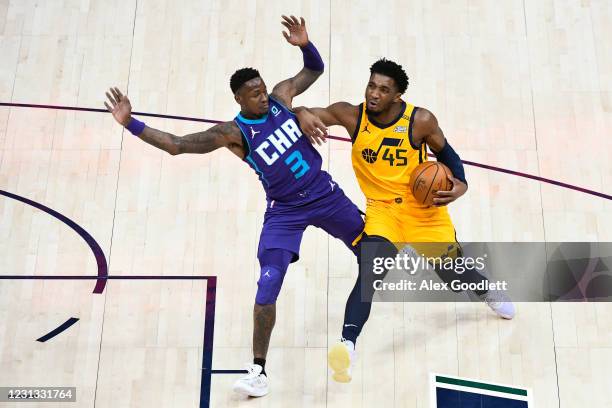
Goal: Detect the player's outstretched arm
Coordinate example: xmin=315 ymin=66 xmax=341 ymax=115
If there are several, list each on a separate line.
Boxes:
xmin=104 ymin=87 xmax=244 ymax=156
xmin=271 ymin=15 xmax=324 ymax=107
xmin=412 ymin=108 xmax=468 ymax=206
xmin=293 ymin=103 xmax=359 ymax=145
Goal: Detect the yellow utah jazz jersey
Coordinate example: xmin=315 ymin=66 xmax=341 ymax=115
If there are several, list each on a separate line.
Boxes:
xmin=351 ymin=101 xmax=455 ymax=245
xmin=351 ymin=101 xmax=426 ymax=203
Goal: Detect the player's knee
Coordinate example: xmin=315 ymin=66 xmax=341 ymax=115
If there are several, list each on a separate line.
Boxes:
xmin=359 ymin=234 xmax=397 ymax=269
xmin=357 ymin=234 xmax=398 ymax=296
xmin=349 ymin=238 xmax=361 ymax=258
xmin=255 ymin=266 xmax=285 ymax=305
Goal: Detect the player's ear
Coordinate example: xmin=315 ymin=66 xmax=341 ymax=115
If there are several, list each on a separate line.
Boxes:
xmin=234 ymin=92 xmax=241 ymax=104
xmin=393 ymin=92 xmax=402 ymax=103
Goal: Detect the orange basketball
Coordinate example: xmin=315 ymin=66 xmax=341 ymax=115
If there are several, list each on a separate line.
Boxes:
xmin=409 ymin=162 xmax=453 ymax=206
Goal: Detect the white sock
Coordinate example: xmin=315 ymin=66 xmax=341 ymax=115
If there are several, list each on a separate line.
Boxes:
xmin=343 ymin=339 xmax=355 ymax=352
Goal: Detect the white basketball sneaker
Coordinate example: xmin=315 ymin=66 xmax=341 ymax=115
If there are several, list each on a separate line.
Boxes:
xmin=328 ymin=339 xmax=356 ymax=383
xmin=480 ymin=290 xmax=516 ymax=319
xmin=232 ymin=364 xmax=269 ymax=397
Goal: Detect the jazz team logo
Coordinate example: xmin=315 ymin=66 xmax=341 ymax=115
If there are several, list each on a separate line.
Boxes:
xmin=361 ymin=137 xmax=408 ymax=166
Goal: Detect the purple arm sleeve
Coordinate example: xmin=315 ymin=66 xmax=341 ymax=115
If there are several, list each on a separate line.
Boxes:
xmin=301 ymin=41 xmax=324 ymax=72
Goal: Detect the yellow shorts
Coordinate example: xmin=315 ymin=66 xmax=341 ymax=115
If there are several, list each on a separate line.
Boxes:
xmin=357 ymin=197 xmax=459 ymax=258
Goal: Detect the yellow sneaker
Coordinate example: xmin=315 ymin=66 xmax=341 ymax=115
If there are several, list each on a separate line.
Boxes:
xmin=328 ymin=340 xmax=355 ymax=383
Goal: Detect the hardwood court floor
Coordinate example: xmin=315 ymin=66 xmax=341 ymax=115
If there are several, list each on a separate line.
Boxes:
xmin=1 ymin=1 xmax=611 ymax=407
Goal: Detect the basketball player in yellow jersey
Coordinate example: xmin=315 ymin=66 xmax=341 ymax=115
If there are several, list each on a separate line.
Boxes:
xmin=294 ymin=58 xmax=515 ymax=382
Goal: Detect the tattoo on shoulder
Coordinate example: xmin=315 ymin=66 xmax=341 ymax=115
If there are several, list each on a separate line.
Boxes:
xmin=215 ymin=121 xmax=239 ymax=135
xmin=270 ymin=91 xmax=292 ymax=109
xmin=219 ymin=121 xmax=245 ymax=156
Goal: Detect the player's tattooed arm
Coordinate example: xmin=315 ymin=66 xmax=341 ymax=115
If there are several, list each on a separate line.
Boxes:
xmin=137 ymin=122 xmax=244 ymax=157
xmin=271 ymin=16 xmax=323 ymax=107
xmin=293 ymin=103 xmax=359 ymax=145
xmin=413 ymin=108 xmax=468 ymax=206
xmin=174 ymin=122 xmax=245 ymax=156
xmin=104 ymin=87 xmax=245 ymax=157
xmin=272 ymin=68 xmax=323 ymax=107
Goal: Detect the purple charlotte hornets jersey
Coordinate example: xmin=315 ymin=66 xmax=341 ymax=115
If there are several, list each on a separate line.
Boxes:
xmin=234 ymin=96 xmax=323 ymax=201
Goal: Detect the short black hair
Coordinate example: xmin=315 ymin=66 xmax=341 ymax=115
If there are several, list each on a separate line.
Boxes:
xmin=230 ymin=68 xmax=261 ymax=94
xmin=370 ymin=58 xmax=409 ymax=94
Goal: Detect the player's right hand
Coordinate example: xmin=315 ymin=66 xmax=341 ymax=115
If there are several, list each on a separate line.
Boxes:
xmin=281 ymin=15 xmax=309 ymax=48
xmin=432 ymin=175 xmax=468 ymax=206
xmin=104 ymin=87 xmax=132 ymax=127
xmin=295 ymin=108 xmax=327 ymax=146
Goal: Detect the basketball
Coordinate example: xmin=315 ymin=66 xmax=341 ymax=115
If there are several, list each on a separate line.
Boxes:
xmin=409 ymin=161 xmax=453 ymax=205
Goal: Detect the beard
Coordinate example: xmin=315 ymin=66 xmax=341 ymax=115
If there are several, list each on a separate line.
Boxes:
xmin=365 ymin=108 xmax=382 ymax=117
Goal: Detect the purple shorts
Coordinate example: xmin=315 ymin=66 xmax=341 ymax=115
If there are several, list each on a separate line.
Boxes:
xmin=257 ymin=171 xmax=364 ymax=263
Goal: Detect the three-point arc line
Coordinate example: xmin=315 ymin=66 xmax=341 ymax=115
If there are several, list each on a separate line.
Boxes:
xmin=1 ymin=102 xmax=610 ymax=201
xmin=0 ymin=189 xmax=109 ymax=293
xmin=0 ymin=184 xmax=218 ymax=407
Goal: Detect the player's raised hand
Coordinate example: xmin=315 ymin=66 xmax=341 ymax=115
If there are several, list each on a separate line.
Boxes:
xmin=432 ymin=175 xmax=468 ymax=206
xmin=281 ymin=15 xmax=309 ymax=48
xmin=104 ymin=87 xmax=132 ymax=126
xmin=295 ymin=108 xmax=327 ymax=146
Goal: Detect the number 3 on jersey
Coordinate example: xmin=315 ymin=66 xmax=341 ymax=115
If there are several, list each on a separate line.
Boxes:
xmin=285 ymin=150 xmax=310 ymax=179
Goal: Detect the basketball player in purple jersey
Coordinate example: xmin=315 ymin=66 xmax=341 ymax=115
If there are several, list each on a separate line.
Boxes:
xmin=104 ymin=16 xmax=364 ymax=397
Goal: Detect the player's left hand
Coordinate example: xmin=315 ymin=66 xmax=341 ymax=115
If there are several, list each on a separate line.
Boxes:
xmin=295 ymin=107 xmax=327 ymax=145
xmin=433 ymin=175 xmax=468 ymax=206
xmin=281 ymin=15 xmax=309 ymax=47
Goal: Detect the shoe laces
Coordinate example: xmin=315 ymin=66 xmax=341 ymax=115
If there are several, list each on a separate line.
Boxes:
xmin=485 ymin=298 xmax=502 ymax=309
xmin=483 ymin=291 xmax=507 ymax=308
xmin=245 ymin=364 xmax=262 ymax=379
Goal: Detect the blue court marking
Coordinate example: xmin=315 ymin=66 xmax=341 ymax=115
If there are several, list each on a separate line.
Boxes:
xmin=0 ymin=275 xmax=227 ymax=408
xmin=201 ymin=276 xmax=216 ymax=408
xmin=437 ymin=388 xmax=529 ymax=408
xmin=0 ymin=190 xmax=109 ymax=293
xmin=36 ymin=317 xmax=80 ymax=342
